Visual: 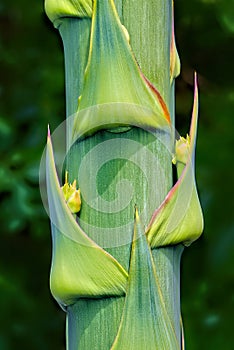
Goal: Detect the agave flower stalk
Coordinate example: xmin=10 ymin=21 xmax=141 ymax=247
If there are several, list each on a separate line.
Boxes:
xmin=44 ymin=0 xmax=203 ymax=349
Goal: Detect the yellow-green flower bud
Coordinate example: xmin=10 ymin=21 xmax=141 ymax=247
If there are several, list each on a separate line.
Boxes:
xmin=61 ymin=171 xmax=81 ymax=213
xmin=172 ymin=135 xmax=190 ymax=166
xmin=67 ymin=189 xmax=81 ymax=213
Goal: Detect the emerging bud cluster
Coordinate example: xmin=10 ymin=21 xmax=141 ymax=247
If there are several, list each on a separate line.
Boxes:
xmin=61 ymin=171 xmax=81 ymax=214
xmin=172 ymin=135 xmax=190 ymax=166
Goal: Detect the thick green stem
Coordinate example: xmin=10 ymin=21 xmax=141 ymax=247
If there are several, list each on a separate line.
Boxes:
xmin=66 ymin=297 xmax=125 ymax=349
xmin=56 ymin=1 xmax=182 ymax=348
xmin=122 ymin=1 xmax=183 ymax=343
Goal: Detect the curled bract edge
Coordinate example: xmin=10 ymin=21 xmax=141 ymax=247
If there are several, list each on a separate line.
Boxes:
xmin=45 ymin=0 xmax=92 ymax=27
xmin=146 ymin=73 xmax=204 ymax=248
xmin=46 ymin=128 xmax=128 ymax=308
xmin=72 ymin=0 xmax=171 ymax=142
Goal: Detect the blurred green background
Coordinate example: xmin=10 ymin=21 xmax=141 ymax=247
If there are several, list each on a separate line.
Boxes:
xmin=0 ymin=0 xmax=233 ymax=349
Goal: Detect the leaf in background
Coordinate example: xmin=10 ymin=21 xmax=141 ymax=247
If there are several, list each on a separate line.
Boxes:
xmin=217 ymin=0 xmax=234 ymax=34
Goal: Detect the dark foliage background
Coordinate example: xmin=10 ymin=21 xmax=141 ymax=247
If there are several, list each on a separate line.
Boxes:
xmin=0 ymin=1 xmax=233 ymax=349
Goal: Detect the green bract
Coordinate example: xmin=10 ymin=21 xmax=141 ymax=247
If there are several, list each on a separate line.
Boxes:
xmin=45 ymin=0 xmax=92 ymax=27
xmin=46 ymin=129 xmax=128 ymax=307
xmin=111 ymin=209 xmax=180 ymax=349
xmin=170 ymin=3 xmax=180 ymax=84
xmin=146 ymin=74 xmax=204 ymax=247
xmin=72 ymin=0 xmax=170 ymax=142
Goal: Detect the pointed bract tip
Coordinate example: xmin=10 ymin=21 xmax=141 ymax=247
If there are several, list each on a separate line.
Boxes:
xmin=47 ymin=124 xmax=51 ymax=138
xmin=193 ymin=71 xmax=198 ymax=112
xmin=142 ymin=75 xmax=171 ymax=124
xmin=134 ymin=204 xmax=139 ymax=219
xmin=194 ymin=71 xmax=198 ymax=94
xmin=188 ymin=71 xmax=199 ymax=151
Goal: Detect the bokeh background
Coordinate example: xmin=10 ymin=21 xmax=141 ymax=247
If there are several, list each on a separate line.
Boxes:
xmin=0 ymin=0 xmax=233 ymax=349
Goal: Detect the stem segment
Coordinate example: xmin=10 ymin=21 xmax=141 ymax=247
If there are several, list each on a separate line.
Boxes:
xmin=53 ymin=1 xmax=182 ymax=348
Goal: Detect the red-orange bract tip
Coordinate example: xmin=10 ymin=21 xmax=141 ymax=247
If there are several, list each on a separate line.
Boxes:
xmin=194 ymin=71 xmax=198 ymax=90
xmin=142 ymin=74 xmax=171 ymax=124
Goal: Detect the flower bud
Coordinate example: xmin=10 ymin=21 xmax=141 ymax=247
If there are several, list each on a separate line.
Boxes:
xmin=61 ymin=171 xmax=81 ymax=213
xmin=172 ymin=135 xmax=190 ymax=166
